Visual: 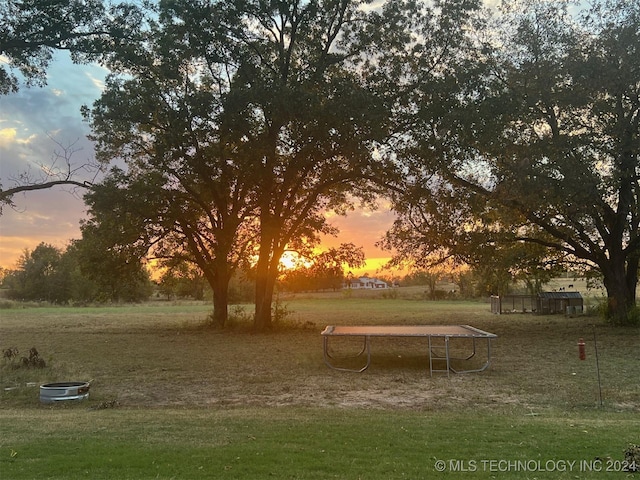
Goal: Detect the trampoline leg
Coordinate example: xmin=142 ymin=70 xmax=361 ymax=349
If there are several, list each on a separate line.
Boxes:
xmin=445 ymin=336 xmax=450 ymax=377
xmin=323 ymin=335 xmax=371 ymax=373
xmin=450 ymin=338 xmax=493 ymax=374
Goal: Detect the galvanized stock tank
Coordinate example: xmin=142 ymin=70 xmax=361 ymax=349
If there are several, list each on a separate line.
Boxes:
xmin=40 ymin=381 xmax=90 ymax=404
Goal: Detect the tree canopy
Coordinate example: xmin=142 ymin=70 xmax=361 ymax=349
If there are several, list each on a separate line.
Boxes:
xmin=2 ymin=241 xmax=151 ymax=303
xmin=0 ymin=0 xmax=144 ymax=94
xmin=3 ymin=0 xmax=638 ymax=326
xmin=82 ymin=0 xmax=395 ymax=329
xmin=383 ymin=0 xmax=640 ymax=324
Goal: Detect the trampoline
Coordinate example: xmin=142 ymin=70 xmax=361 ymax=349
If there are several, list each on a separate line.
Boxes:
xmin=321 ymin=325 xmax=497 ymax=376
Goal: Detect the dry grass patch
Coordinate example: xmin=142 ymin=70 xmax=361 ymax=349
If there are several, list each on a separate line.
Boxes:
xmin=0 ymin=297 xmax=638 ymax=479
xmin=1 ymin=297 xmax=638 ymax=413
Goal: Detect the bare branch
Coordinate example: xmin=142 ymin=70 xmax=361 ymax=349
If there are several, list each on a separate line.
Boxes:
xmin=0 ymin=135 xmax=102 ymax=214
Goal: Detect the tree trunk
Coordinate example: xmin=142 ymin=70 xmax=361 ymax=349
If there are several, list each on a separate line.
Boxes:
xmin=601 ymin=254 xmax=638 ymax=325
xmin=254 ymin=209 xmax=287 ymax=331
xmin=202 ymin=261 xmax=232 ymax=328
xmin=254 ymin=271 xmax=274 ymax=331
xmin=211 ymin=277 xmax=229 ymax=328
xmin=254 ymin=222 xmax=273 ymax=331
xmin=254 ymin=244 xmax=284 ymax=331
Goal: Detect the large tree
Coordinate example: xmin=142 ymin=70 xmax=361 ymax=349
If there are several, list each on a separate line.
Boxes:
xmin=6 ymin=243 xmax=64 ymax=303
xmin=225 ymin=0 xmax=391 ymax=329
xmin=82 ymin=1 xmax=266 ymax=327
xmin=385 ymin=0 xmax=640 ymax=324
xmin=80 ymin=164 xmax=256 ymax=327
xmin=84 ymin=0 xmax=391 ymax=330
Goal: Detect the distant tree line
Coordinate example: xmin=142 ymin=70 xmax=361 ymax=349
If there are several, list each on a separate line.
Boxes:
xmin=279 ymin=244 xmax=366 ymax=293
xmin=0 ymin=241 xmax=364 ymax=304
xmin=0 ymin=237 xmax=615 ymax=305
xmin=1 ymin=242 xmax=152 ymax=304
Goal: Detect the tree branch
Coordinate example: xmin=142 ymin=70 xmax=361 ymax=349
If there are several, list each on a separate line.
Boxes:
xmin=0 ymin=135 xmax=101 ymax=213
xmin=0 ymin=180 xmax=91 ymax=203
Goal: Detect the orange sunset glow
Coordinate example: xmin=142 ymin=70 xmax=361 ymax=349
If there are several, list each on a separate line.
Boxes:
xmin=0 ymin=55 xmax=400 ymax=277
xmin=0 ymin=177 xmax=398 ymax=279
xmin=0 ymin=198 xmax=397 ymax=277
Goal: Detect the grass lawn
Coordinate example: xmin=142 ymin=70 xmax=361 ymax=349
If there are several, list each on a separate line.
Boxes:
xmin=1 ymin=291 xmax=639 ymax=478
xmin=1 ymin=408 xmax=638 ymax=479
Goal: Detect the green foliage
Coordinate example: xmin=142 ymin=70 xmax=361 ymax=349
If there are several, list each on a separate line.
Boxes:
xmin=0 ymin=0 xmax=146 ymax=94
xmin=7 ymin=243 xmax=63 ymax=302
xmin=270 ymin=291 xmax=293 ymax=326
xmin=158 ymin=261 xmax=207 ymax=301
xmin=452 ymin=271 xmax=475 ymax=299
xmin=71 ymin=233 xmax=153 ymax=303
xmin=384 ymin=0 xmax=640 ymax=323
xmin=1 ymin=241 xmax=152 ymax=304
xmin=2 ymin=243 xmax=89 ymax=304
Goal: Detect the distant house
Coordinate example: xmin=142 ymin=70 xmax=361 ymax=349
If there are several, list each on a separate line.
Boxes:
xmin=346 ymin=277 xmax=389 ymax=289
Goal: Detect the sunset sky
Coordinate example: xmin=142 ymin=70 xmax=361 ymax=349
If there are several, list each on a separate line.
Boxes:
xmin=0 ymin=52 xmax=398 ymax=275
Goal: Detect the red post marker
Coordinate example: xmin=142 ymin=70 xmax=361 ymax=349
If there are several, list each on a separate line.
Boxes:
xmin=578 ymin=338 xmax=586 ymax=360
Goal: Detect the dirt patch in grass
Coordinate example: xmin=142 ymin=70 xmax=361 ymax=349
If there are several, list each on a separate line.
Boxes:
xmin=1 ymin=300 xmax=638 ymax=413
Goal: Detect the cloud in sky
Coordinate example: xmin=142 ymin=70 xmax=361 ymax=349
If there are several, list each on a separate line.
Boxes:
xmin=0 ymin=52 xmax=108 ymax=269
xmin=0 ymin=188 xmax=86 ymax=268
xmin=0 ymin=127 xmax=18 ymax=147
xmin=0 ymin=52 xmax=397 ymax=273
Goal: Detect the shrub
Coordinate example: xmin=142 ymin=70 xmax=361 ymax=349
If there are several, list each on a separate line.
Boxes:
xmin=2 ymin=347 xmax=46 ymax=369
xmin=624 ymin=444 xmax=640 ymax=472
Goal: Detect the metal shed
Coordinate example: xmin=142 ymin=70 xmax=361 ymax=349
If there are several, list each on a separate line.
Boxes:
xmin=536 ymin=291 xmax=583 ymax=315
